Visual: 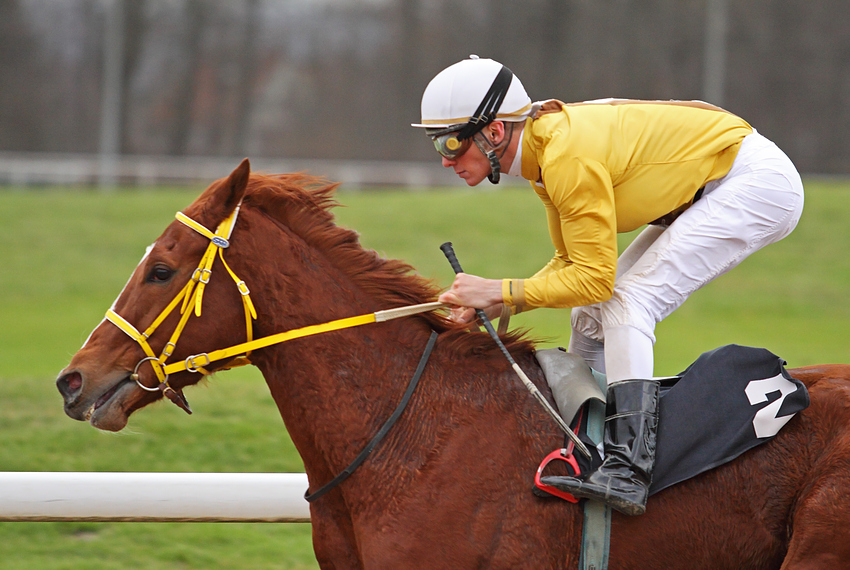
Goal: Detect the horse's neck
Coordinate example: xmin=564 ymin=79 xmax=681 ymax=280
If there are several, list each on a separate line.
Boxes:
xmin=242 ymin=210 xmax=435 ymax=455
xmin=255 ymin=319 xmax=435 ymax=485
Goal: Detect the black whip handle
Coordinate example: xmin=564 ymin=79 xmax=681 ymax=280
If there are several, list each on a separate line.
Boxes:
xmin=439 ymin=242 xmax=515 ymax=364
xmin=439 ymin=242 xmax=465 ymax=274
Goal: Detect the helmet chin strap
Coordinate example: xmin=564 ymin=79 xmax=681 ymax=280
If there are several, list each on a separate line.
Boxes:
xmin=473 ymin=135 xmax=502 ymax=184
xmin=473 ymin=121 xmax=517 ymax=184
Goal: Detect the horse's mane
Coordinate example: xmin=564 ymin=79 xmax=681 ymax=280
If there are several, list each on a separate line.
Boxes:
xmin=239 ymin=172 xmax=537 ymax=358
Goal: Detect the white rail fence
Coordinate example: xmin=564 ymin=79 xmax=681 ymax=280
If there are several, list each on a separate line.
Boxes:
xmin=0 ymin=472 xmax=311 ymax=523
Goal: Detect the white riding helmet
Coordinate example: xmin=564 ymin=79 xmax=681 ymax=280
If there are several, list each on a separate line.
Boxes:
xmin=412 ymin=56 xmax=533 ymax=133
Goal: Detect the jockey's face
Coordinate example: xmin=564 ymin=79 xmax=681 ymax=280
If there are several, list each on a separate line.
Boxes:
xmin=440 ymin=136 xmax=492 ymax=186
xmin=437 ymin=122 xmax=506 ymax=187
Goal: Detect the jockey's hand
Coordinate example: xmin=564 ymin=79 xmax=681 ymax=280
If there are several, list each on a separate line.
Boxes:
xmin=445 ymin=303 xmax=503 ymax=325
xmin=439 ymin=273 xmax=504 ymax=324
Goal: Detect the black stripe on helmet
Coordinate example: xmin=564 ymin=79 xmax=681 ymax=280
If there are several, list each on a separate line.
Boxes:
xmin=456 ymin=65 xmax=513 ymax=141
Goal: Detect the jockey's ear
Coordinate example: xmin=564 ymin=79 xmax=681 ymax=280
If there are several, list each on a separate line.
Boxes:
xmin=190 ymin=158 xmax=250 ymax=229
xmin=485 ymin=121 xmax=505 ymax=145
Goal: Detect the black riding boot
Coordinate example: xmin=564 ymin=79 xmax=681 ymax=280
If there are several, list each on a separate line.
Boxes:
xmin=541 ymin=379 xmax=659 ymax=516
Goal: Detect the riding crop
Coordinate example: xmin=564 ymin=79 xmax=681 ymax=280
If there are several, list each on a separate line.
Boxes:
xmin=440 ymin=242 xmax=592 ymax=460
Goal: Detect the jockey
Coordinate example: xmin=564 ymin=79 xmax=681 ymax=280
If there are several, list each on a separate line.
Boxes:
xmin=413 ymin=55 xmax=804 ymax=516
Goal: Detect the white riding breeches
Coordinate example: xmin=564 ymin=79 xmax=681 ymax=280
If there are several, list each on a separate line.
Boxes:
xmin=570 ymin=131 xmax=805 ymax=384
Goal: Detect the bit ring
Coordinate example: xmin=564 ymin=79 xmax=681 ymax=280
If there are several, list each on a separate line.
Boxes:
xmin=131 ymin=357 xmax=169 ymax=392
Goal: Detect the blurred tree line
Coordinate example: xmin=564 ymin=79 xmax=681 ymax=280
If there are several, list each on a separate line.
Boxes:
xmin=2 ymin=0 xmax=849 ymax=173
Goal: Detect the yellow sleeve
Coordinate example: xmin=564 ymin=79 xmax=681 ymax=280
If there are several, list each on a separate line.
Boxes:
xmin=532 ymin=182 xmax=571 ymax=278
xmin=504 ymin=158 xmax=618 ymax=312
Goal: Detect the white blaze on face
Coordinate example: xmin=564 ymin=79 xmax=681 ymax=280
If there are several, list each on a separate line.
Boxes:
xmin=79 ymin=243 xmax=156 ymax=350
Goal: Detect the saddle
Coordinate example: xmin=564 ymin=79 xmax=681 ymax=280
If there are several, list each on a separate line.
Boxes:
xmin=535 ymin=347 xmax=605 ymax=434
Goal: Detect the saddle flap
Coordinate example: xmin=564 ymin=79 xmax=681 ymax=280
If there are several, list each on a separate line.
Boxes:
xmin=535 ymin=348 xmax=606 ymax=424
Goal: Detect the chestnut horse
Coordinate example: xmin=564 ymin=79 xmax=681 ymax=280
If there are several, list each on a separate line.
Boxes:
xmin=58 ymin=160 xmax=850 ymax=569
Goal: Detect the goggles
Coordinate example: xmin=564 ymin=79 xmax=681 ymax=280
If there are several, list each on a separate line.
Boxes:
xmin=430 ymin=131 xmax=472 ymax=160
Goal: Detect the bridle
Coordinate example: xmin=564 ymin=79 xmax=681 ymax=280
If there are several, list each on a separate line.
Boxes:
xmin=105 ymin=204 xmax=254 ymax=413
xmin=105 ymin=204 xmax=443 ymax=414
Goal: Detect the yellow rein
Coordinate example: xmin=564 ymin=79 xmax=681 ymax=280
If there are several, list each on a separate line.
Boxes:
xmin=105 ymin=205 xmax=445 ymax=403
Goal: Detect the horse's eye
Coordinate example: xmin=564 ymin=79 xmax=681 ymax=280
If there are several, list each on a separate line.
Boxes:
xmin=147 ymin=265 xmax=175 ymax=283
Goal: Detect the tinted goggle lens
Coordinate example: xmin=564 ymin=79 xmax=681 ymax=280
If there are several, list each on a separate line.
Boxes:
xmin=431 ymin=132 xmax=470 ymax=159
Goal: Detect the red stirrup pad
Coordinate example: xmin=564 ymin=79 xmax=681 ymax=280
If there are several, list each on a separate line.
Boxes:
xmin=535 ymin=448 xmax=581 ymax=503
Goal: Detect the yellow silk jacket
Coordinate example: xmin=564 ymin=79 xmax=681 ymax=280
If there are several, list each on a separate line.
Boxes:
xmin=502 ymin=99 xmax=753 ymax=312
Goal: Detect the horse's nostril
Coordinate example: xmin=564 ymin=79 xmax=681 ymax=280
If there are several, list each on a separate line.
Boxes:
xmin=57 ymin=371 xmax=83 ymax=399
xmin=67 ymin=374 xmax=82 ymax=391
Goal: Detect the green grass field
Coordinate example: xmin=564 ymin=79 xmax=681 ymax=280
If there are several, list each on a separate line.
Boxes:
xmin=0 ymin=178 xmax=848 ymax=568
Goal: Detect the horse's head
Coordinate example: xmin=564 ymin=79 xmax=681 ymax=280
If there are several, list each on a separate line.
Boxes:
xmin=57 ymin=157 xmax=459 ymax=433
xmin=56 ymin=159 xmax=253 ymax=431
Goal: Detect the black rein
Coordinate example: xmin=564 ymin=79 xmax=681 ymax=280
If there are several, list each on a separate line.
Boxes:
xmin=304 ymin=330 xmax=439 ymax=502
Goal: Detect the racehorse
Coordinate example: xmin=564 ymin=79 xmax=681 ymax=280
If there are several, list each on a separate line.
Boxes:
xmin=57 ymin=159 xmax=850 ymax=569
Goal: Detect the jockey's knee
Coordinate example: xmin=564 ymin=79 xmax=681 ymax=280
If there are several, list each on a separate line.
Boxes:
xmin=598 ymin=291 xmax=658 ymax=345
xmin=571 ymin=305 xmax=604 ymax=342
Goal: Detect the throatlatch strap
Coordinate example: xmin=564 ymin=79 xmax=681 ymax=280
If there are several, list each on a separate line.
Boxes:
xmin=304 ymin=330 xmax=439 ymax=503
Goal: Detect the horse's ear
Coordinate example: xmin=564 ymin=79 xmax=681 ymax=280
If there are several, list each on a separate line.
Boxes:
xmin=188 ymin=158 xmax=251 ymax=226
xmin=220 ymin=158 xmax=250 ymax=214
